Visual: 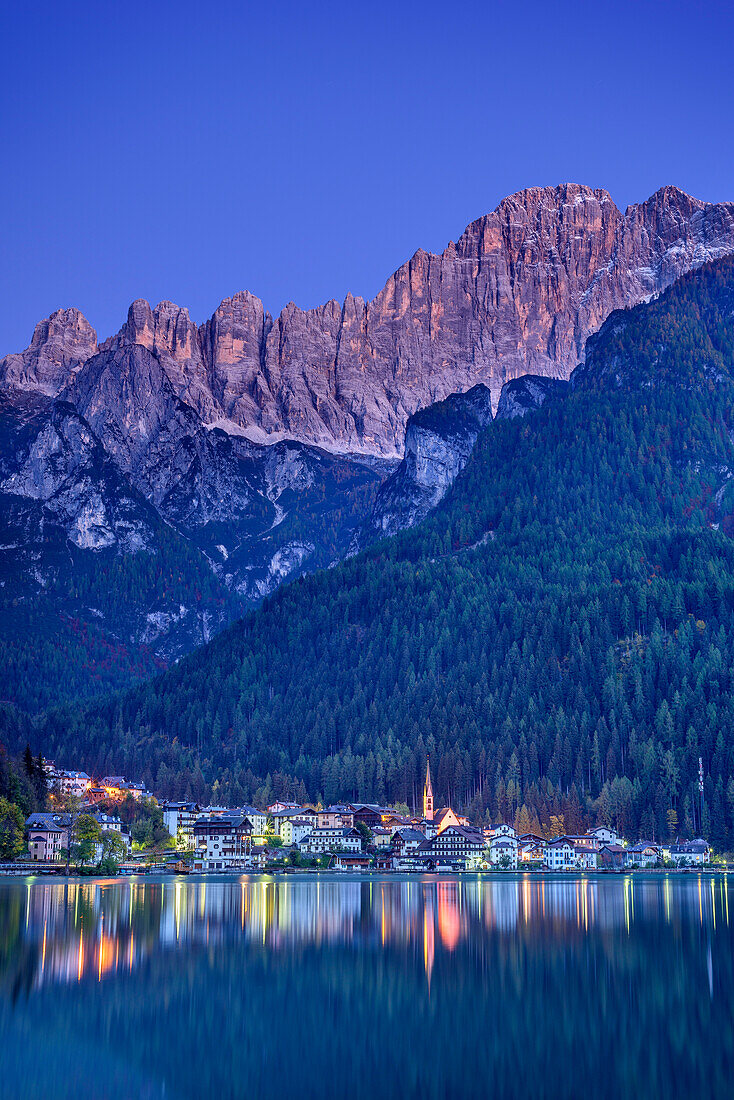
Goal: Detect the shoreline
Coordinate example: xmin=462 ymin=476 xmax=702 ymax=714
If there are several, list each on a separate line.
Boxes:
xmin=0 ymin=866 xmax=725 ymax=881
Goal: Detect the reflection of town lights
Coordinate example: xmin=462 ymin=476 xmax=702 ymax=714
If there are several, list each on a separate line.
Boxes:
xmin=725 ymin=876 xmax=729 ymax=927
xmin=437 ymin=883 xmax=460 ymax=950
xmin=19 ymin=875 xmax=732 ymax=995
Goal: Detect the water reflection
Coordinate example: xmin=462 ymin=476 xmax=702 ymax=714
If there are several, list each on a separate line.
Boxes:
xmin=1 ymin=874 xmax=733 ymax=1100
xmin=0 ymin=872 xmax=730 ymax=989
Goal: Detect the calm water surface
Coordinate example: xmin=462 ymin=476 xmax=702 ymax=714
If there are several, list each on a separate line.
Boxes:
xmin=1 ymin=873 xmax=732 ymax=1099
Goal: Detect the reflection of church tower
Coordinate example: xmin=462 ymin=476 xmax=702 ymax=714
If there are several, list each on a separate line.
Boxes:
xmin=423 ymin=757 xmax=434 ymax=821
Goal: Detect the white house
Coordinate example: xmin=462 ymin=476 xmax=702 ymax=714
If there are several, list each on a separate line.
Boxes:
xmin=192 ymin=815 xmax=253 ymax=870
xmin=573 ymin=845 xmax=598 ymax=870
xmin=161 ymin=802 xmax=200 ymax=849
xmin=271 ymin=813 xmax=314 ymax=846
xmin=489 ymin=836 xmax=519 ymax=869
xmin=585 ymin=826 xmax=623 ymax=849
xmin=544 ymin=840 xmax=575 ymax=870
xmin=421 ymin=826 xmax=486 ymax=869
xmin=518 ymin=834 xmax=547 ymax=863
xmin=391 ymin=828 xmax=427 ymax=857
xmin=485 ymin=823 xmax=517 ymax=841
xmin=626 ymin=843 xmax=660 ymax=867
xmin=55 ymin=771 xmax=92 ymax=797
xmin=667 ymin=840 xmax=711 ymax=865
xmin=239 ymin=806 xmax=269 ymax=845
xmin=298 ymin=828 xmax=362 ymax=854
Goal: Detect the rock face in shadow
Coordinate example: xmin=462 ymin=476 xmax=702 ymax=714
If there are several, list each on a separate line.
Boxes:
xmin=353 ymin=385 xmax=493 ymax=549
xmin=495 ymin=375 xmax=570 ymax=420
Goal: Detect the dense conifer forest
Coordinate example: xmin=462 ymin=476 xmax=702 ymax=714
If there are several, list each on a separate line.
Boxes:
xmin=7 ymin=257 xmax=734 ymax=847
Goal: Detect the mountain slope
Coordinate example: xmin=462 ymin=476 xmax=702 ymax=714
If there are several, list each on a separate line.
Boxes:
xmin=0 ymin=376 xmax=387 ymax=711
xmin=3 ymin=182 xmax=734 ymax=713
xmin=27 ymin=256 xmax=734 ymax=847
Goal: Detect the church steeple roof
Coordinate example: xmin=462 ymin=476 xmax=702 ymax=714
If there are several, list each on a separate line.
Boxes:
xmin=423 ymin=756 xmax=434 ymax=821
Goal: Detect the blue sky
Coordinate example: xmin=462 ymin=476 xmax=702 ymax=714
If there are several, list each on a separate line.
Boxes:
xmin=1 ymin=0 xmax=733 ymax=351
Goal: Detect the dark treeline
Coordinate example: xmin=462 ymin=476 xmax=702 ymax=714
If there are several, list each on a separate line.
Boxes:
xmin=10 ymin=257 xmax=734 ymax=847
xmin=0 ymin=740 xmax=47 ymax=859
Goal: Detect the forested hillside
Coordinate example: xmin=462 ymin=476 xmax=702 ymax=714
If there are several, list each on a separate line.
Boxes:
xmin=16 ymin=256 xmax=734 ymax=847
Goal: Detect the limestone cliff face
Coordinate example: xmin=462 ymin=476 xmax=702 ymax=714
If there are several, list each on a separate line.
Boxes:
xmin=353 ymin=384 xmax=493 ymax=549
xmin=5 ymin=184 xmax=734 ymax=456
xmin=198 ymin=184 xmax=734 ymax=454
xmin=100 ymin=299 xmax=217 ymax=420
xmin=0 ymin=389 xmax=154 ymax=554
xmin=495 ymin=375 xmax=569 ymax=420
xmin=0 ymin=308 xmax=97 ymax=396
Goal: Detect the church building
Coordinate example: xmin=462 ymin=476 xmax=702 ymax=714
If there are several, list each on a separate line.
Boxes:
xmin=420 ymin=757 xmax=462 ymax=838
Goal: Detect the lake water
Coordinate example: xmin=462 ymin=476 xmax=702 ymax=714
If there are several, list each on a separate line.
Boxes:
xmin=0 ymin=873 xmax=732 ymax=1099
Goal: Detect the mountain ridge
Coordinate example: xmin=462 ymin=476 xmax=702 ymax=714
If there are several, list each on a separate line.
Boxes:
xmin=4 ymin=183 xmax=734 ymax=456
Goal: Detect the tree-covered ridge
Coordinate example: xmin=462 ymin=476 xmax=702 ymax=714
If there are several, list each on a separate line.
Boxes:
xmin=18 ymin=255 xmax=734 ymax=848
xmin=578 ymin=256 xmax=734 ymax=392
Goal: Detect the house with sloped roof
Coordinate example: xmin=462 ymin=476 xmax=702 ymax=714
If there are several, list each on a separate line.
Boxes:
xmin=298 ymin=827 xmax=362 ymax=855
xmin=270 ymin=811 xmax=315 ymax=846
xmin=573 ymin=844 xmax=598 ymax=870
xmin=488 ymin=836 xmax=518 ymax=869
xmin=26 ymin=813 xmax=68 ymax=862
xmin=392 ymin=828 xmax=427 ymax=856
xmin=667 ymin=839 xmax=711 ymax=865
xmin=598 ymin=843 xmax=628 ymax=869
xmin=192 ymin=814 xmax=253 ymax=870
xmin=585 ymin=826 xmax=623 ymax=849
xmin=420 ymin=825 xmax=486 ymax=869
xmin=626 ymin=842 xmax=660 ymax=867
xmin=544 ymin=839 xmax=575 ymax=870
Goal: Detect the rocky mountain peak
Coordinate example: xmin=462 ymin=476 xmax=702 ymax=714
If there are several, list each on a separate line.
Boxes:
xmin=98 ymin=298 xmax=216 ymax=419
xmin=0 ymin=307 xmax=97 ymax=396
xmin=106 ymin=297 xmax=199 ymax=362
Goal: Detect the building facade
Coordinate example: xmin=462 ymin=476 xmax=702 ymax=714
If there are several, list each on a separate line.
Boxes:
xmin=298 ymin=828 xmax=362 ymax=854
xmin=193 ymin=815 xmax=253 ymax=870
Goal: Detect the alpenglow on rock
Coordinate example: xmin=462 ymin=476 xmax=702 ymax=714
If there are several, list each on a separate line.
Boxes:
xmin=4 ymin=184 xmax=734 ymax=456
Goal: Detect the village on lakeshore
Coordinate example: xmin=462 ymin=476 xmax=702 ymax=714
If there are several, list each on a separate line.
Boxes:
xmin=4 ymin=757 xmax=715 ymax=876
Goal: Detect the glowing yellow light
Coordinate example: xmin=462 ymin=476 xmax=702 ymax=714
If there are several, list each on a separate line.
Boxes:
xmin=665 ymin=875 xmax=671 ymax=922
